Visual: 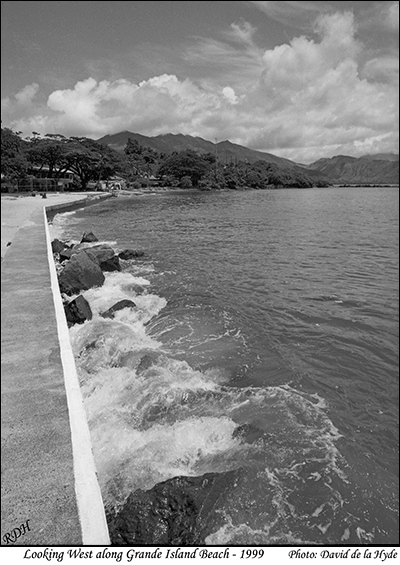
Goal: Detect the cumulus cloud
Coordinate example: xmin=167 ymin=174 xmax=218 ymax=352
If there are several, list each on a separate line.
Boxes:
xmin=241 ymin=10 xmax=399 ymax=160
xmin=222 ymin=86 xmax=239 ymax=104
xmin=1 ymin=10 xmax=398 ymax=162
xmin=260 ymin=12 xmax=361 ymax=91
xmin=1 ymin=74 xmax=239 ymax=141
xmin=14 ymin=83 xmax=40 ymax=105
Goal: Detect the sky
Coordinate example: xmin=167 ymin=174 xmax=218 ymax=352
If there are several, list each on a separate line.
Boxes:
xmin=1 ymin=1 xmax=399 ymax=163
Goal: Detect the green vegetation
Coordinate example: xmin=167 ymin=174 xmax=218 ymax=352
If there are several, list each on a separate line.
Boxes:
xmin=158 ymin=150 xmax=328 ymax=189
xmin=1 ymin=127 xmax=329 ymax=191
xmin=124 ymin=138 xmax=161 ymax=179
xmin=1 ymin=127 xmax=29 ymax=183
xmin=158 ymin=150 xmax=213 ymax=187
xmin=1 ymin=128 xmax=127 ymax=190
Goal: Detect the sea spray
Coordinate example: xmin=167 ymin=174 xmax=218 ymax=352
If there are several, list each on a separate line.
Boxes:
xmin=67 ymin=267 xmax=355 ymax=544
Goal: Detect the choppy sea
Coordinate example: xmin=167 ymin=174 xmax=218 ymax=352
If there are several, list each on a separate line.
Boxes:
xmin=51 ymin=186 xmax=399 ymax=545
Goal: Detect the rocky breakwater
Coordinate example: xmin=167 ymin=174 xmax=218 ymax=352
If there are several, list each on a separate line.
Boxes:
xmin=52 ymin=230 xmax=245 ymax=546
xmin=52 ymin=231 xmax=141 ymax=327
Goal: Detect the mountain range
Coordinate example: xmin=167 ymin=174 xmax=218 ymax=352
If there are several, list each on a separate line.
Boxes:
xmin=304 ymin=154 xmax=399 ymax=184
xmin=97 ymin=131 xmax=399 ymax=185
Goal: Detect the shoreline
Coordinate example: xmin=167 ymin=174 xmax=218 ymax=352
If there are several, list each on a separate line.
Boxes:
xmin=40 ymin=188 xmax=399 ymax=545
xmin=1 ymin=192 xmax=111 ymax=259
xmin=1 ymin=193 xmax=113 ymax=545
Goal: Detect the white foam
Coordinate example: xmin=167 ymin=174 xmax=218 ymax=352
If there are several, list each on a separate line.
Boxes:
xmin=63 ymin=238 xmax=351 ymax=534
xmin=89 ymin=408 xmax=241 ymax=508
xmin=74 ymin=338 xmax=350 ymax=513
xmin=49 ymin=210 xmax=78 ymax=241
xmin=205 ymin=519 xmax=313 ymax=546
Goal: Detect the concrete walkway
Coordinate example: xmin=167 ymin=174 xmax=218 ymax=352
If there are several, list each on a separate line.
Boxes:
xmin=1 ymin=192 xmax=106 ymax=259
xmin=1 ymin=196 xmax=110 ymax=545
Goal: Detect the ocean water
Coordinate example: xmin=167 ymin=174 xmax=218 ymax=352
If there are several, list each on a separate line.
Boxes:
xmin=52 ymin=186 xmax=399 ymax=545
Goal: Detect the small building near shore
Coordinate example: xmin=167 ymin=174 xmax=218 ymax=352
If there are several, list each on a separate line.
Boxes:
xmin=107 ymin=176 xmax=126 ymax=191
xmin=87 ymin=176 xmax=127 ymax=192
xmin=15 ymin=167 xmax=75 ymax=192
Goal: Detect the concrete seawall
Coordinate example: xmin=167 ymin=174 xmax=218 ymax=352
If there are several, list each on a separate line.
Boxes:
xmin=1 ymin=195 xmax=111 ymax=546
xmin=45 ymin=192 xmax=114 ymax=219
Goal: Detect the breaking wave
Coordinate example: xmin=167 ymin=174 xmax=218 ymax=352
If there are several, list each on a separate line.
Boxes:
xmin=67 ymin=265 xmax=371 ymax=545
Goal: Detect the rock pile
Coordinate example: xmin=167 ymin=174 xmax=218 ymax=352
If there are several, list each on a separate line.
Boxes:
xmin=51 ymin=231 xmax=144 ymax=327
xmin=107 ymin=470 xmax=243 ymax=546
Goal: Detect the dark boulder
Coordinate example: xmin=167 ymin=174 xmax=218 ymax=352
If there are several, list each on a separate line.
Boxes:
xmin=51 ymin=239 xmax=67 ymax=254
xmin=107 ymin=470 xmax=241 ymax=546
xmin=101 ymin=299 xmax=136 ymax=319
xmin=84 ymin=246 xmax=121 ymax=272
xmin=69 ymin=244 xmax=121 ymax=272
xmin=97 ymin=255 xmax=121 ymax=272
xmin=64 ymin=295 xmax=92 ymax=327
xmin=119 ymin=249 xmax=145 ymax=260
xmin=58 ymin=251 xmax=105 ymax=295
xmin=80 ymin=231 xmax=99 ymax=243
xmin=59 ymin=248 xmax=73 ymax=262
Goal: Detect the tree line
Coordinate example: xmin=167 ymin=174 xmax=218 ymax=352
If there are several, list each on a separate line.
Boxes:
xmin=1 ymin=127 xmax=328 ymax=191
xmin=1 ymin=128 xmax=127 ymax=191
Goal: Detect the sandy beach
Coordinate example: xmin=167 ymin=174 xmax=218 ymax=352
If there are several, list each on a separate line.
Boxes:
xmin=1 ymin=192 xmax=98 ymax=259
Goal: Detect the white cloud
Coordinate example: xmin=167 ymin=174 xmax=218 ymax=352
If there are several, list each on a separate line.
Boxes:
xmin=228 ymin=20 xmax=258 ymax=45
xmin=250 ymin=0 xmax=333 ymax=29
xmin=2 ymin=74 xmax=238 ymax=140
xmin=14 ymin=83 xmax=40 ymax=105
xmin=1 ymin=11 xmax=398 ymax=162
xmin=222 ymin=86 xmax=239 ymax=104
xmin=386 ymin=1 xmax=399 ymax=31
xmin=259 ymin=12 xmax=361 ymax=93
xmin=362 ymin=56 xmax=399 ymax=84
xmin=242 ymin=11 xmax=399 ymax=160
xmin=183 ymin=23 xmax=264 ymax=91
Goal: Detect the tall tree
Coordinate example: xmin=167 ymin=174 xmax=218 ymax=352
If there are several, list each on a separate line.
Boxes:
xmin=124 ymin=138 xmax=160 ymax=178
xmin=21 ymin=134 xmax=126 ymax=190
xmin=1 ymin=127 xmax=28 ymax=181
xmin=158 ymin=150 xmax=211 ymax=186
xmin=25 ymin=133 xmax=70 ymax=179
xmin=65 ymin=137 xmax=125 ymax=190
